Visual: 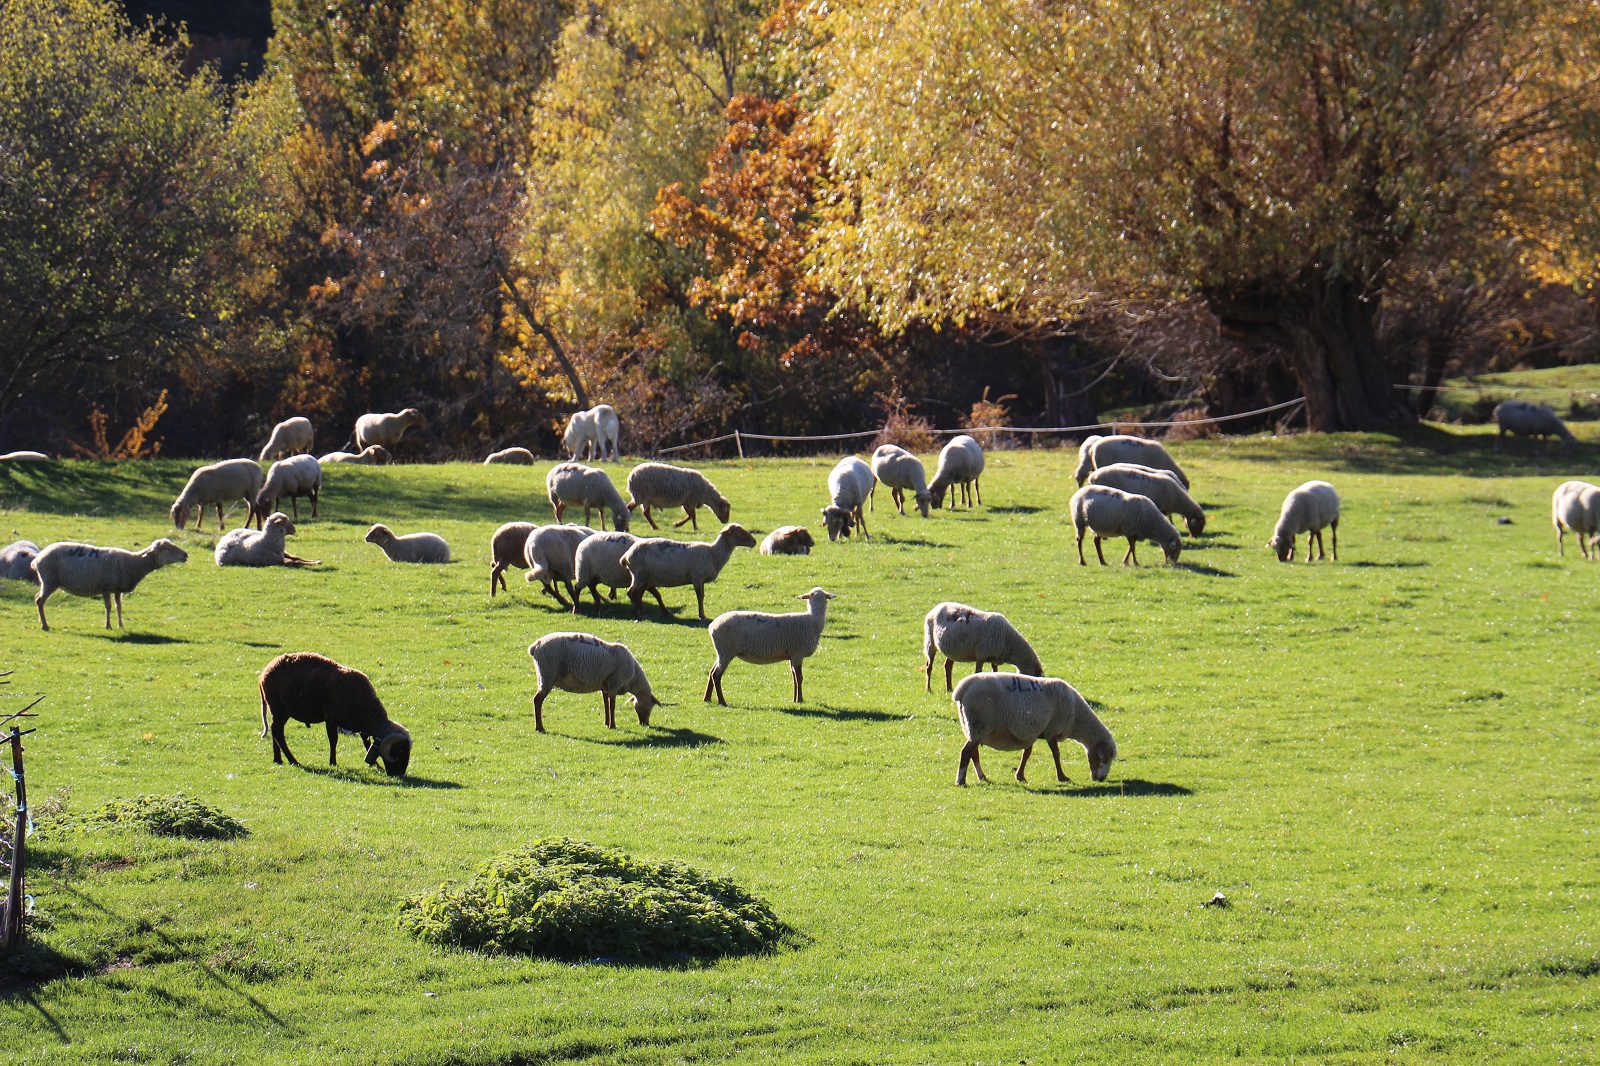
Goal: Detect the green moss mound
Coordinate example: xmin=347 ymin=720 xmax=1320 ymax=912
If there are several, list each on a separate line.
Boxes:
xmin=84 ymin=794 xmax=248 ymax=840
xmin=397 ymin=838 xmax=788 ymax=962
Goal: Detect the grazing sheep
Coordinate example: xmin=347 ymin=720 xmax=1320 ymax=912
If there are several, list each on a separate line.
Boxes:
xmin=929 ymin=435 xmax=986 ymax=509
xmin=760 ymin=526 xmax=815 ymax=556
xmin=258 ymin=417 xmax=314 ymax=462
xmin=822 ymin=456 xmax=876 ymax=542
xmin=571 ymin=530 xmax=640 ymax=613
xmin=355 ymin=408 xmax=425 ymax=452
xmin=625 ymin=462 xmax=731 ymax=531
xmin=524 ymin=524 xmax=599 ymax=607
xmin=562 ymin=404 xmax=621 ymax=462
xmin=620 ymin=523 xmax=757 ymax=620
xmin=483 ymin=447 xmax=536 ymax=465
xmin=215 ymin=513 xmax=319 ymax=567
xmin=1270 ymin=480 xmax=1340 ymax=563
xmin=1552 ymin=480 xmax=1600 ymax=559
xmin=1494 ymin=399 xmax=1576 ymax=453
xmin=1070 ymin=484 xmax=1182 ymax=566
xmin=1087 ymin=463 xmax=1206 ymax=536
xmin=0 ymin=451 xmax=48 ymax=461
xmin=922 ymin=602 xmax=1043 ymax=693
xmin=1 ymin=540 xmax=40 ymax=581
xmin=527 ymin=632 xmax=662 ymax=731
xmin=365 ymin=524 xmax=451 ymax=564
xmin=170 ymin=458 xmax=266 ymax=532
xmin=952 ymin=672 xmax=1117 ymax=786
xmin=318 ymin=445 xmax=391 ymax=465
xmin=546 ymin=462 xmax=630 ymax=531
xmin=870 ymin=444 xmax=933 ymax=517
xmin=257 ymin=454 xmax=322 ymax=522
xmin=1073 ymin=434 xmax=1189 ymax=488
xmin=488 ymin=521 xmax=536 ymax=596
xmin=258 ymin=652 xmax=412 ymax=776
xmin=704 ymin=587 xmax=836 ymax=705
xmin=31 ymin=538 xmax=188 ymax=631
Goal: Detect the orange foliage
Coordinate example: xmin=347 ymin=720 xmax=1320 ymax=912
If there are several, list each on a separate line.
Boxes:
xmin=69 ymin=390 xmax=169 ymax=460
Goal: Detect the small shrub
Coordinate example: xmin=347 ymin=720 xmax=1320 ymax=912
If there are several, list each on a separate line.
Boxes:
xmin=871 ymin=386 xmax=937 ymax=454
xmin=1163 ymin=407 xmax=1218 ymax=442
xmin=397 ymin=838 xmax=789 ymax=962
xmin=963 ymin=387 xmax=1018 ymax=449
xmin=83 ymin=794 xmax=248 ymax=840
xmin=68 ymin=390 xmax=169 ymax=460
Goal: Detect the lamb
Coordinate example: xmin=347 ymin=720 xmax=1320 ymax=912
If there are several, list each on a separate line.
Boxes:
xmin=822 ymin=456 xmax=876 ymax=541
xmin=952 ymin=672 xmax=1117 ymax=786
xmin=1 ymin=540 xmax=40 ymax=581
xmin=571 ymin=530 xmax=640 ymax=613
xmin=625 ymin=462 xmax=731 ymax=531
xmin=620 ymin=523 xmax=758 ymax=620
xmin=257 ymin=454 xmax=322 ymax=521
xmin=355 ymin=408 xmax=426 ymax=452
xmin=215 ymin=513 xmax=319 ymax=567
xmin=928 ymin=435 xmax=985 ymax=509
xmin=258 ymin=416 xmax=314 ymax=462
xmin=870 ymin=444 xmax=933 ymax=517
xmin=760 ymin=526 xmax=815 ymax=556
xmin=1495 ymin=399 xmax=1576 ymax=453
xmin=1552 ymin=480 xmax=1600 ymax=558
xmin=365 ymin=523 xmax=451 ymax=563
xmin=488 ymin=521 xmax=536 ymax=596
xmin=922 ymin=602 xmax=1043 ymax=693
xmin=483 ymin=447 xmax=536 ymax=465
xmin=170 ymin=457 xmax=267 ymax=532
xmin=527 ymin=632 xmax=662 ymax=732
xmin=1086 ymin=462 xmax=1206 ymax=536
xmin=1269 ymin=480 xmax=1340 ymax=563
xmin=258 ymin=652 xmax=412 ymax=776
xmin=546 ymin=462 xmax=630 ymax=531
xmin=523 ymin=524 xmax=599 ymax=607
xmin=31 ymin=538 xmax=188 ymax=631
xmin=318 ymin=445 xmax=390 ymax=465
xmin=562 ymin=404 xmax=621 ymax=461
xmin=1073 ymin=434 xmax=1189 ymax=488
xmin=1070 ymin=484 xmax=1182 ymax=565
xmin=704 ymin=587 xmax=836 ymax=705
xmin=0 ymin=451 xmax=49 ymax=461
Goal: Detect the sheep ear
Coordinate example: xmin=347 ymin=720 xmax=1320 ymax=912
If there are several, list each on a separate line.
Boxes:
xmin=364 ymin=740 xmax=381 ymax=765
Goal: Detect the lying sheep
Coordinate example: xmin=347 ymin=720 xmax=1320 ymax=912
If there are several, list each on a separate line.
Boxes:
xmin=528 ymin=632 xmax=662 ymax=731
xmin=365 ymin=524 xmax=451 ymax=563
xmin=571 ymin=530 xmax=640 ymax=613
xmin=318 ymin=445 xmax=390 ymax=465
xmin=259 ymin=416 xmax=314 ymax=462
xmin=1070 ymin=484 xmax=1182 ymax=565
xmin=258 ymin=652 xmax=412 ymax=776
xmin=704 ymin=587 xmax=836 ymax=705
xmin=922 ymin=602 xmax=1043 ymax=693
xmin=257 ymin=454 xmax=322 ymax=521
xmin=31 ymin=538 xmax=188 ymax=631
xmin=547 ymin=462 xmax=630 ymax=531
xmin=170 ymin=458 xmax=266 ymax=532
xmin=1270 ymin=480 xmax=1340 ymax=563
xmin=355 ymin=408 xmax=425 ymax=452
xmin=524 ymin=524 xmax=598 ymax=607
xmin=1073 ymin=434 xmax=1189 ymax=488
xmin=216 ymin=513 xmax=320 ymax=567
xmin=929 ymin=435 xmax=985 ymax=509
xmin=625 ymin=462 xmax=730 ymax=531
xmin=760 ymin=526 xmax=815 ymax=556
xmin=953 ymin=672 xmax=1117 ymax=786
xmin=870 ymin=444 xmax=933 ymax=517
xmin=489 ymin=521 xmax=537 ymax=596
xmin=1 ymin=540 xmax=40 ymax=581
xmin=563 ymin=404 xmax=621 ymax=462
xmin=1552 ymin=480 xmax=1600 ymax=558
xmin=1086 ymin=462 xmax=1206 ymax=536
xmin=620 ymin=523 xmax=757 ymax=620
xmin=0 ymin=450 xmax=49 ymax=461
xmin=1495 ymin=399 xmax=1576 ymax=453
xmin=822 ymin=456 xmax=876 ymax=541
xmin=483 ymin=447 xmax=536 ymax=465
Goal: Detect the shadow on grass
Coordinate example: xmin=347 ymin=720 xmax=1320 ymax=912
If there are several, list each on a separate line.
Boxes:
xmin=872 ymin=533 xmax=961 ymax=548
xmin=298 ymin=764 xmax=463 ymax=789
xmin=768 ymin=702 xmax=907 ymax=723
xmin=1345 ymin=560 xmax=1429 ymax=569
xmin=237 ymin=640 xmax=283 ymax=649
xmin=109 ymin=632 xmax=192 ymax=645
xmin=1176 ymin=562 xmax=1235 ymax=577
xmin=986 ymin=505 xmax=1048 ymax=515
xmin=1047 ymin=778 xmax=1194 ymax=798
xmin=564 ymin=726 xmax=724 ymax=749
xmin=1220 ymin=423 xmax=1600 ymax=478
xmin=0 ymin=938 xmax=84 ymax=1043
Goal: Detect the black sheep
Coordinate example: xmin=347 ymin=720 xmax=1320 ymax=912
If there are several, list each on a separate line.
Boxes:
xmin=258 ymin=652 xmax=412 ymax=776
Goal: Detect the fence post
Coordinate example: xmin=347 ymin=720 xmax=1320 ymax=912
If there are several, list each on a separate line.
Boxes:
xmin=734 ymin=430 xmax=744 ymax=459
xmin=1 ymin=726 xmax=26 ymax=951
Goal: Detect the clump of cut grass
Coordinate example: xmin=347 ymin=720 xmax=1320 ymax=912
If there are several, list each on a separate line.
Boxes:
xmin=83 ymin=794 xmax=248 ymax=840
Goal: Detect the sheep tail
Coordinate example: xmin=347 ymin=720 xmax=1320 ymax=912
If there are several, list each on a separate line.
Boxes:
xmin=921 ymin=613 xmax=935 ymax=671
xmin=259 ymin=685 xmax=270 ymax=739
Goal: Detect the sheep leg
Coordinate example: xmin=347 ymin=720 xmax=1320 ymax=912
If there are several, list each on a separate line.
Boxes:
xmin=34 ymin=588 xmax=52 ymax=631
xmin=944 ymin=658 xmax=955 ymax=692
xmin=533 ymin=689 xmax=549 ymax=733
xmin=491 ymin=564 xmax=505 ymax=595
xmin=102 ymin=594 xmax=113 ymax=629
xmin=856 ymin=507 xmax=869 ymax=542
xmin=704 ymin=663 xmax=728 ymax=706
xmin=1123 ymin=539 xmax=1138 ymax=566
xmin=1046 ymin=739 xmax=1072 ymax=783
xmin=1330 ymin=521 xmax=1338 ymax=561
xmin=791 ymin=660 xmax=804 ymax=703
xmin=652 ymin=588 xmax=669 ymax=616
xmin=672 ymin=507 xmax=695 ymax=529
xmin=629 ymin=588 xmax=646 ymax=620
xmin=1094 ymin=536 xmax=1107 ymax=565
xmin=555 ymin=501 xmax=567 ymax=523
xmin=957 ymin=741 xmax=988 ymax=786
xmin=924 ymin=653 xmax=934 ymax=693
xmin=1015 ymin=744 xmax=1032 ymax=783
xmin=114 ymin=593 xmax=125 ymax=628
xmin=642 ymin=505 xmax=659 ymax=530
xmin=1076 ymin=532 xmax=1087 ymax=566
xmin=326 ymin=723 xmax=340 ymax=765
xmin=273 ymin=718 xmax=300 ymax=766
xmin=311 ymin=488 xmax=318 ymax=518
xmin=545 ymin=581 xmax=571 ymax=608
xmin=604 ymin=692 xmax=615 ymax=729
xmin=212 ymin=504 xmax=224 ymax=532
xmin=974 ymin=478 xmax=981 ymax=506
xmin=694 ymin=584 xmax=708 ymax=621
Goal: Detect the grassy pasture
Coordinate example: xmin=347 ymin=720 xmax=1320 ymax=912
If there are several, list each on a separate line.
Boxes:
xmin=1 ymin=426 xmax=1598 ymax=1065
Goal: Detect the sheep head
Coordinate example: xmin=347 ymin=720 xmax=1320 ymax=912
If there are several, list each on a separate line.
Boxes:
xmin=1185 ymin=512 xmax=1206 ymax=537
xmin=914 ymin=490 xmax=933 ymax=519
xmin=364 ymin=524 xmax=393 ymax=545
xmin=630 ymin=691 xmax=662 ymax=726
xmin=821 ymin=505 xmax=853 ymax=541
xmin=267 ymin=513 xmax=297 ymax=536
xmin=791 ymin=527 xmax=816 ymax=550
xmin=147 ymin=539 xmax=189 ymax=568
xmin=1269 ymin=531 xmax=1294 ymax=562
xmin=1159 ymin=533 xmax=1182 ymax=565
xmin=400 ymin=408 xmax=425 ymax=429
xmin=364 ymin=445 xmax=392 ymax=464
xmin=798 ymin=587 xmax=836 ymax=605
xmin=719 ymin=523 xmax=757 ymax=549
xmin=710 ymin=495 xmax=731 ymax=523
xmin=1088 ymin=738 xmax=1116 ymax=782
xmin=169 ymin=501 xmax=190 ymax=529
xmin=365 ymin=726 xmax=412 ymax=777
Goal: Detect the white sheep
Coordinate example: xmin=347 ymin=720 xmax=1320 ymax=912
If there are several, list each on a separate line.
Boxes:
xmin=928 ymin=435 xmax=985 ymax=509
xmin=1495 ymin=399 xmax=1576 ymax=453
xmin=483 ymin=447 xmax=536 ymax=465
xmin=1073 ymin=434 xmax=1189 ymax=488
xmin=822 ymin=456 xmax=876 ymax=542
xmin=571 ymin=530 xmax=640 ymax=613
xmin=620 ymin=523 xmax=758 ymax=620
xmin=523 ymin=524 xmax=598 ymax=607
xmin=870 ymin=444 xmax=933 ymax=517
xmin=257 ymin=454 xmax=322 ymax=521
xmin=1552 ymin=480 xmax=1600 ymax=559
xmin=215 ymin=513 xmax=320 ymax=567
xmin=625 ymin=462 xmax=731 ymax=531
xmin=1270 ymin=480 xmax=1340 ymax=563
xmin=1 ymin=540 xmax=40 ymax=581
xmin=488 ymin=521 xmax=536 ymax=596
xmin=527 ymin=632 xmax=663 ymax=731
xmin=258 ymin=416 xmax=314 ymax=462
xmin=922 ymin=602 xmax=1043 ymax=693
xmin=1086 ymin=462 xmax=1206 ymax=536
xmin=355 ymin=408 xmax=426 ymax=452
xmin=170 ymin=458 xmax=266 ymax=532
xmin=318 ymin=445 xmax=390 ymax=465
xmin=31 ymin=538 xmax=188 ymax=631
xmin=546 ymin=462 xmax=630 ymax=531
xmin=952 ymin=672 xmax=1117 ymax=786
xmin=365 ymin=523 xmax=451 ymax=563
xmin=704 ymin=587 xmax=836 ymax=705
xmin=0 ymin=451 xmax=49 ymax=461
xmin=562 ymin=404 xmax=621 ymax=461
xmin=1070 ymin=484 xmax=1182 ymax=565
xmin=760 ymin=526 xmax=816 ymax=555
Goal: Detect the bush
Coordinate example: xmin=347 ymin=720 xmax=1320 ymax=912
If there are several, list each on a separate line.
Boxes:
xmin=871 ymin=387 xmax=937 ymax=454
xmin=83 ymin=794 xmax=248 ymax=840
xmin=397 ymin=838 xmax=789 ymax=962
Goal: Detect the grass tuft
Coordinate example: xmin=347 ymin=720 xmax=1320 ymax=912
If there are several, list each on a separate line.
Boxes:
xmin=81 ymin=793 xmax=249 ymax=840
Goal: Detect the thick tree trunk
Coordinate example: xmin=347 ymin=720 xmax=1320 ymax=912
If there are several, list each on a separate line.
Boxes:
xmin=1036 ymin=336 xmax=1101 ymax=428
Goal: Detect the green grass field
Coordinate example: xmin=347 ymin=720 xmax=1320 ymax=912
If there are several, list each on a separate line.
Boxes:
xmin=2 ymin=425 xmax=1598 ymax=1064
xmin=1433 ymin=364 xmax=1600 ymax=422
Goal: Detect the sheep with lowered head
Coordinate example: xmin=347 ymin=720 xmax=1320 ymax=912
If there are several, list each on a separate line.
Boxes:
xmin=547 ymin=462 xmax=630 ymax=531
xmin=760 ymin=526 xmax=815 ymax=556
xmin=1270 ymin=480 xmax=1340 ymax=563
xmin=1086 ymin=463 xmax=1206 ymax=536
xmin=1073 ymin=434 xmax=1189 ymax=488
xmin=1552 ymin=480 xmax=1600 ymax=558
xmin=257 ymin=454 xmax=322 ymax=521
xmin=922 ymin=602 xmax=1042 ymax=693
xmin=571 ymin=530 xmax=640 ymax=613
xmin=366 ymin=524 xmax=451 ymax=563
xmin=524 ymin=524 xmax=598 ymax=607
xmin=621 ymin=523 xmax=757 ymax=620
xmin=870 ymin=444 xmax=933 ymax=517
xmin=318 ymin=445 xmax=390 ymax=465
xmin=528 ymin=632 xmax=662 ymax=731
xmin=563 ymin=404 xmax=621 ymax=461
xmin=1495 ymin=399 xmax=1576 ymax=453
xmin=32 ymin=538 xmax=188 ymax=631
xmin=822 ymin=456 xmax=875 ymax=542
xmin=259 ymin=417 xmax=314 ymax=462
xmin=625 ymin=462 xmax=730 ymax=531
xmin=928 ymin=435 xmax=985 ymax=509
xmin=483 ymin=447 xmax=536 ymax=465
xmin=258 ymin=652 xmax=412 ymax=775
xmin=705 ymin=586 xmax=835 ymax=705
xmin=1071 ymin=484 xmax=1182 ymax=565
xmin=216 ymin=513 xmax=319 ymax=567
xmin=952 ymin=672 xmax=1117 ymax=786
xmin=1 ymin=540 xmax=40 ymax=581
xmin=171 ymin=458 xmax=266 ymax=532
xmin=488 ymin=521 xmax=536 ymax=596
xmin=355 ymin=408 xmax=425 ymax=452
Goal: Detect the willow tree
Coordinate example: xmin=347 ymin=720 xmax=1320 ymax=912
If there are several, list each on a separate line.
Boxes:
xmin=813 ymin=0 xmax=1600 ymax=430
